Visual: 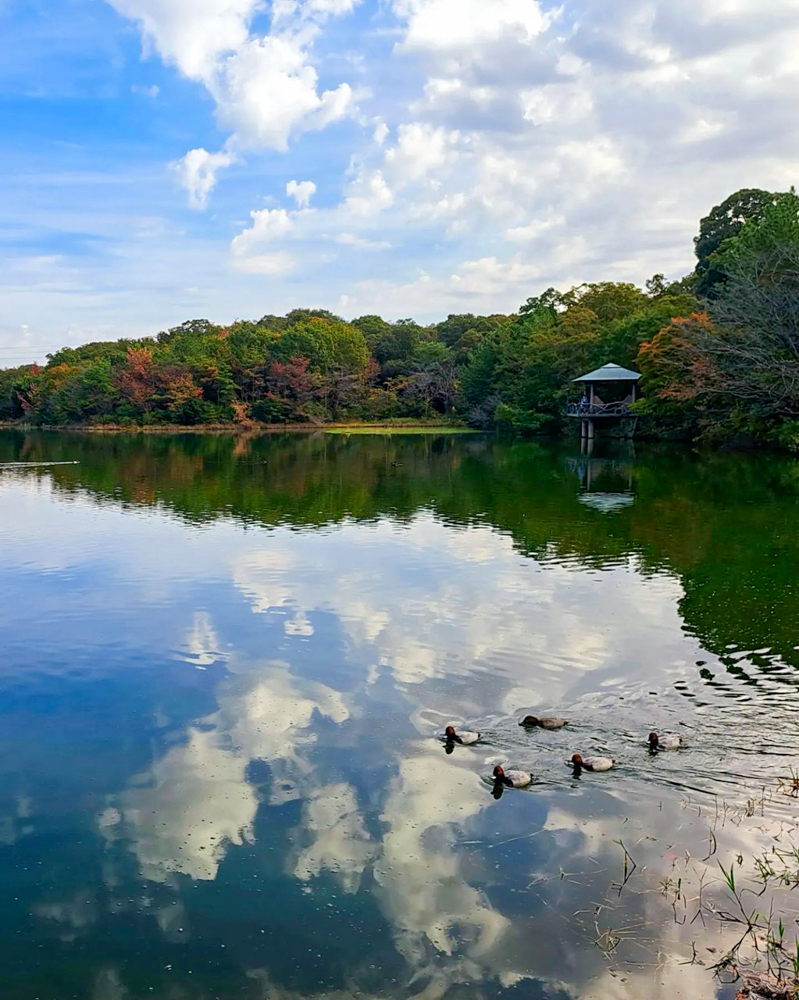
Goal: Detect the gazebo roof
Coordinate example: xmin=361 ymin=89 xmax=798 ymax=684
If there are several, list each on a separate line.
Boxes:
xmin=573 ymin=363 xmax=641 ymax=383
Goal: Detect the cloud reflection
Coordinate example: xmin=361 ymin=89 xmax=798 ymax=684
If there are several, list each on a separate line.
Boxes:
xmin=118 ymin=659 xmax=349 ymax=882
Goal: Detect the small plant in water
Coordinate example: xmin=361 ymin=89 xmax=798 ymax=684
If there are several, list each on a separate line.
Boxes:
xmin=713 ymin=846 xmax=799 ymax=995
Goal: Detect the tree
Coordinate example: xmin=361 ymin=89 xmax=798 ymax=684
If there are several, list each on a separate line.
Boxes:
xmin=227 ymin=324 xmax=276 ymax=406
xmin=157 ymin=365 xmax=203 ymax=421
xmin=704 ymin=192 xmax=799 ymax=421
xmin=284 ymin=308 xmax=341 ymax=326
xmin=638 ymin=313 xmax=719 ymax=405
xmin=157 ymin=319 xmax=219 ymax=345
xmin=561 ymin=282 xmax=650 ymax=326
xmin=353 ymin=316 xmax=430 ymax=369
xmin=393 ymin=342 xmax=458 ymax=415
xmin=646 ymin=274 xmax=668 ymax=297
xmin=638 ymin=193 xmax=799 ymax=442
xmin=0 ymin=365 xmax=32 ymax=421
xmin=115 ymin=348 xmax=158 ymax=414
xmin=599 ymin=294 xmax=699 ymax=368
xmin=694 ymin=188 xmax=781 ymax=298
xmin=460 ymin=328 xmax=509 ymax=425
xmin=274 ymin=318 xmax=370 ymax=375
xmin=519 ymin=287 xmax=562 ymax=318
xmin=264 ymin=356 xmax=320 ymax=418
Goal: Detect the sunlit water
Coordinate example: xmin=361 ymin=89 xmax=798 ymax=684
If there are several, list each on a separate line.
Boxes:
xmin=0 ymin=429 xmax=798 ymax=1000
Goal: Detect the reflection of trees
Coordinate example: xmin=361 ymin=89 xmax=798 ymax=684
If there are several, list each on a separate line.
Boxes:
xmin=2 ymin=430 xmax=798 ymax=675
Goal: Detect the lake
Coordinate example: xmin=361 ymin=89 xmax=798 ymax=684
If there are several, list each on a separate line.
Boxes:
xmin=0 ymin=428 xmax=798 ymax=1000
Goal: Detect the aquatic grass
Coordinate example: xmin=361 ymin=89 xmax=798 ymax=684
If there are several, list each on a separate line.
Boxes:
xmin=710 ymin=839 xmax=799 ymax=990
xmin=588 ymin=781 xmax=799 ymax=995
xmin=612 ymin=840 xmax=638 ymax=896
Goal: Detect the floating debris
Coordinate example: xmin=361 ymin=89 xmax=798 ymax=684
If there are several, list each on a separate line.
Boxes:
xmin=735 ymin=972 xmax=796 ymax=1000
xmin=0 ymin=461 xmax=80 ymax=468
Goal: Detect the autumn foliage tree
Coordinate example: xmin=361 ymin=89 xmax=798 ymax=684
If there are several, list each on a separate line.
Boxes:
xmin=634 ymin=191 xmax=799 ymax=445
xmin=115 ymin=348 xmax=158 ymax=414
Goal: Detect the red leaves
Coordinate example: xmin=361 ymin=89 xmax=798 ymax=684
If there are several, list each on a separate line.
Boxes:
xmin=638 ymin=313 xmax=721 ymax=402
xmin=114 ymin=348 xmax=157 ymax=411
xmin=115 ymin=348 xmax=201 ymax=414
xmin=266 ymin=355 xmax=319 ymax=405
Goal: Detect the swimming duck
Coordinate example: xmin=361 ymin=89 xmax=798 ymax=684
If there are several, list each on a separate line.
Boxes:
xmin=492 ymin=764 xmax=533 ymax=788
xmin=648 ymin=731 xmax=681 ymax=750
xmin=445 ymin=725 xmax=480 ymax=746
xmin=571 ymin=753 xmax=613 ymax=772
xmin=519 ymin=715 xmax=568 ymax=730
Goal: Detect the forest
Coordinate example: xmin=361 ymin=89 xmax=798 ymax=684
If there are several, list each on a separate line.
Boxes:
xmin=2 ymin=187 xmax=798 ymax=449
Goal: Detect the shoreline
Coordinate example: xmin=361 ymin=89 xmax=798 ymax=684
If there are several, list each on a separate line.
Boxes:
xmin=0 ymin=420 xmax=476 ymax=436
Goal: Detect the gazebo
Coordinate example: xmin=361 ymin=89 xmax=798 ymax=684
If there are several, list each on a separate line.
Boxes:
xmin=566 ymin=362 xmax=641 ymax=442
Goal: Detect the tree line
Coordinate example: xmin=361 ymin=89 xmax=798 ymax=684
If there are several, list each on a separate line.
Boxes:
xmin=1 ymin=186 xmax=797 ymax=448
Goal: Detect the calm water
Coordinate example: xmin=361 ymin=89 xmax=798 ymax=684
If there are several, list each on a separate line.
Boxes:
xmin=1 ymin=429 xmax=798 ymax=1000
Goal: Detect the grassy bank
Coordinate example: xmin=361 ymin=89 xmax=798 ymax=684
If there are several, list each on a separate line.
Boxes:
xmin=0 ymin=419 xmax=475 ymax=436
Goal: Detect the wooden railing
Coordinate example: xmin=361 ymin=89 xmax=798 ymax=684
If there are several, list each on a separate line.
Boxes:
xmin=566 ymin=402 xmax=634 ymax=417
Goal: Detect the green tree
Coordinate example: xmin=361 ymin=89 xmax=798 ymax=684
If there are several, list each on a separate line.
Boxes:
xmin=694 ymin=188 xmax=781 ymax=298
xmin=599 ymin=294 xmax=699 ymax=369
xmin=353 ymin=316 xmax=430 ymax=369
xmin=638 ymin=194 xmax=799 ymax=445
xmin=274 ymin=318 xmax=370 ymax=375
xmin=561 ymin=282 xmax=650 ymax=326
xmin=0 ymin=365 xmax=32 ymax=421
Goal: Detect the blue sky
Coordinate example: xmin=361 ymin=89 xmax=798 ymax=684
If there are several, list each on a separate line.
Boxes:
xmin=1 ymin=0 xmax=798 ymax=364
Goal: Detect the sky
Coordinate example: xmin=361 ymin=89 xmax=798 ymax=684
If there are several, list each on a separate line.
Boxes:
xmin=1 ymin=0 xmax=798 ymax=364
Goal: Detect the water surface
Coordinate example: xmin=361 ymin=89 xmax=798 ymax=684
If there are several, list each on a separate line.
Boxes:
xmin=1 ymin=429 xmax=798 ymax=1000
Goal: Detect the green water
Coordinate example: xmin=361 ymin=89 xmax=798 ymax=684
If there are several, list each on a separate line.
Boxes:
xmin=0 ymin=429 xmax=797 ymax=1000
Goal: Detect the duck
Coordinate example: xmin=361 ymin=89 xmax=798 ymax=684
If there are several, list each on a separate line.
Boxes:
xmin=492 ymin=764 xmax=533 ymax=788
xmin=648 ymin=731 xmax=681 ymax=750
xmin=571 ymin=753 xmax=613 ymax=773
xmin=519 ymin=715 xmax=568 ymax=730
xmin=445 ymin=725 xmax=480 ymax=746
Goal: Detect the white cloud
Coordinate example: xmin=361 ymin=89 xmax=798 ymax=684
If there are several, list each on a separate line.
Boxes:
xmin=110 ymin=0 xmax=357 ymax=207
xmin=384 ymin=122 xmax=458 ymax=182
xmin=232 ymin=251 xmax=296 ymax=275
xmin=286 ymin=179 xmax=317 ymax=208
xmin=211 ymin=37 xmax=354 ymax=152
xmin=173 ymin=147 xmax=236 ymax=210
xmin=230 ymin=206 xmax=299 ymax=273
xmin=231 ymin=208 xmax=295 ymax=255
xmin=521 ymin=84 xmax=593 ymax=126
xmin=335 ymin=232 xmax=391 ymax=249
xmin=395 ymin=0 xmax=550 ymax=53
xmin=505 ymin=212 xmax=565 ymax=243
xmin=107 ymin=0 xmax=259 ymax=81
xmin=343 ymin=168 xmax=394 ymax=217
xmin=306 ymin=0 xmax=361 ymax=13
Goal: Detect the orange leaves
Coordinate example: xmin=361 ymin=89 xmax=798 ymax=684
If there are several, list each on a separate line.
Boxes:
xmin=158 ymin=366 xmax=202 ymax=412
xmin=638 ymin=313 xmax=721 ymax=402
xmin=114 ymin=348 xmax=157 ymax=411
